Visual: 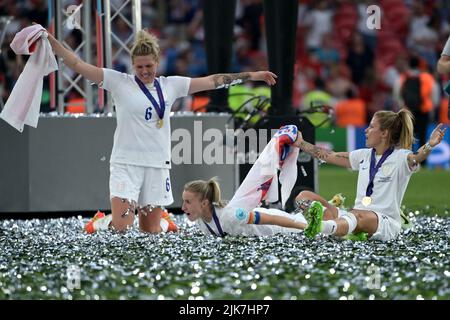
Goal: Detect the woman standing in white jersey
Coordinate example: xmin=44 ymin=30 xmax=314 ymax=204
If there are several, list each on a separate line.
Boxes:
xmin=46 ymin=29 xmax=277 ymax=234
xmin=294 ymin=108 xmax=446 ymax=241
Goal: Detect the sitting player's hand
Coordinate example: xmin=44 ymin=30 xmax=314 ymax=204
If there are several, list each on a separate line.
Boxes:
xmin=429 ymin=123 xmax=446 ymax=147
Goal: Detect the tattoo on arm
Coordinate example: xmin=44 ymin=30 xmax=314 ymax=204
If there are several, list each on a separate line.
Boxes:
xmin=300 ymin=141 xmax=332 ymax=162
xmin=299 ymin=142 xmax=351 ymax=167
xmin=213 ymin=73 xmax=251 ymax=89
xmin=408 ymin=152 xmax=419 ymax=168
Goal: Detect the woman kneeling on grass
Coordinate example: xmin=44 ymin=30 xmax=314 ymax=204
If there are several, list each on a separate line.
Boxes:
xmin=294 ymin=108 xmax=446 ymax=241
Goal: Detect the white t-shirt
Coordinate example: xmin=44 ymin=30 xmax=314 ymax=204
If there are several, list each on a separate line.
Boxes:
xmin=195 ymin=206 xmax=305 ymax=237
xmin=303 ymin=9 xmax=333 ymax=49
xmin=349 ymin=148 xmax=418 ymax=223
xmin=101 ymin=68 xmax=191 ymax=168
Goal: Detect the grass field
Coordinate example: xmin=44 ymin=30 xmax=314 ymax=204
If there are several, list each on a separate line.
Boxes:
xmin=0 ymin=168 xmax=448 ymax=300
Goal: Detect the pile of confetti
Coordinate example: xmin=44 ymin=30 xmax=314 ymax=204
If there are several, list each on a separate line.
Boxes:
xmin=0 ymin=212 xmax=448 ymax=300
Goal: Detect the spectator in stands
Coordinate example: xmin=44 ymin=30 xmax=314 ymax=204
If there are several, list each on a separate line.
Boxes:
xmin=302 ymin=0 xmax=333 ymax=52
xmin=346 ymin=32 xmax=374 ymax=85
xmin=326 ymin=64 xmax=355 ymax=101
xmin=383 ymin=54 xmax=409 ymax=90
xmin=2 ymin=0 xmax=450 ymax=125
xmin=314 ymin=33 xmax=340 ymax=71
xmin=356 ymin=0 xmax=378 ymax=51
xmin=335 ymin=88 xmax=367 ymax=128
xmin=235 ymin=0 xmax=264 ymax=51
xmin=393 ymin=55 xmax=440 ymax=148
xmin=301 ymin=77 xmax=334 ymax=127
xmin=408 ymin=9 xmax=440 ymax=70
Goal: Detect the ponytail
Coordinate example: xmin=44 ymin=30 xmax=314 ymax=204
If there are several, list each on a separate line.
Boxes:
xmin=374 ymin=108 xmax=415 ymax=149
xmin=397 ymin=108 xmax=415 ymax=149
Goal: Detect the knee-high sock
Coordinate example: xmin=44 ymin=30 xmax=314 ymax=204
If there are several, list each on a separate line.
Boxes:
xmin=160 ymin=218 xmax=169 ymax=232
xmin=340 ymin=211 xmax=357 ymax=235
xmin=321 ymin=220 xmax=337 ymax=235
xmin=93 ymin=214 xmax=112 ymax=230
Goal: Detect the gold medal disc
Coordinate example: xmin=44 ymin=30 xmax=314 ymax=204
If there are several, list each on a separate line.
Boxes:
xmin=362 ymin=196 xmax=372 ymax=206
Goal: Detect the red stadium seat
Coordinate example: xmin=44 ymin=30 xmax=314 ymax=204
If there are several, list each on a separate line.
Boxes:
xmin=383 ymin=5 xmax=411 ymax=38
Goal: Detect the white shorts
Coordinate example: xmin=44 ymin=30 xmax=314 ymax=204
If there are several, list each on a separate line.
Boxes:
xmin=370 ymin=212 xmax=402 ymax=241
xmin=109 ymin=163 xmax=173 ymax=207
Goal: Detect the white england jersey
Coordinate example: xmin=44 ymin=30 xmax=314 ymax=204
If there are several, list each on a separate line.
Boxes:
xmin=102 ymin=68 xmax=191 ymax=168
xmin=195 ymin=206 xmax=306 ymax=237
xmin=349 ymin=148 xmax=418 ymax=223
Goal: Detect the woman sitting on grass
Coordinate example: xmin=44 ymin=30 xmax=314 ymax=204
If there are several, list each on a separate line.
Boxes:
xmin=294 ymin=108 xmax=446 ymax=241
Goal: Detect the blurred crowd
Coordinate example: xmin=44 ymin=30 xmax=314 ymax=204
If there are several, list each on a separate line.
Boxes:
xmin=1 ymin=0 xmax=450 ymax=127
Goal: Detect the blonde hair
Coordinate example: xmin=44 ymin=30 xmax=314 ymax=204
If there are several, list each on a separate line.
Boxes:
xmin=130 ymin=30 xmax=160 ymax=63
xmin=374 ymin=108 xmax=415 ymax=149
xmin=183 ymin=177 xmax=226 ymax=208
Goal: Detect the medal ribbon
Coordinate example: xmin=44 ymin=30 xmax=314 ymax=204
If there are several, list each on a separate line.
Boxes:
xmin=134 ymin=76 xmax=165 ymax=120
xmin=366 ymin=147 xmax=394 ymax=197
xmin=203 ymin=206 xmax=226 ymax=237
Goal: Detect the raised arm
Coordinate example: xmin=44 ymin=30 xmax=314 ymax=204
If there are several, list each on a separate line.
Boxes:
xmin=188 ymin=71 xmax=277 ymax=95
xmin=407 ymin=123 xmax=447 ymax=169
xmin=293 ymin=131 xmax=352 ymax=168
xmin=46 ymin=32 xmax=103 ymax=84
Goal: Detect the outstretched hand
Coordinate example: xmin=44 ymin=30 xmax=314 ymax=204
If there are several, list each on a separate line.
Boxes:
xmin=251 ymin=71 xmax=277 ymax=86
xmin=429 ymin=123 xmax=447 ymax=147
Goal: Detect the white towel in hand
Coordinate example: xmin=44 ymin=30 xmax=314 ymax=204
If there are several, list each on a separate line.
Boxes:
xmin=0 ymin=24 xmax=58 ymax=132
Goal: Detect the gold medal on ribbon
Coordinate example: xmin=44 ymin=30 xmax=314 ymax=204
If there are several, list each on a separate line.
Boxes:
xmin=134 ymin=76 xmax=166 ymax=130
xmin=362 ymin=196 xmax=372 ymax=206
